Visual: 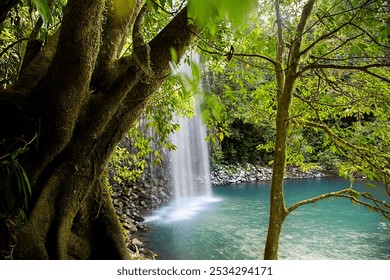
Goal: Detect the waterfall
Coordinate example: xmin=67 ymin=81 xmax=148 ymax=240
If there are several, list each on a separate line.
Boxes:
xmin=144 ymin=107 xmax=220 ymax=223
xmin=169 ymin=114 xmax=212 ymax=200
xmin=144 ymin=53 xmax=220 ymax=223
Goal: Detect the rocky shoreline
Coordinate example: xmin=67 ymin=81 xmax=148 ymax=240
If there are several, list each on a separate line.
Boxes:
xmin=110 ymin=163 xmax=330 ymax=258
xmin=210 ymin=163 xmax=328 ymax=185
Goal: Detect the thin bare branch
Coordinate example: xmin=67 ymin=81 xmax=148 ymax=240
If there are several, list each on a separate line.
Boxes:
xmin=308 ymin=56 xmax=389 ymax=62
xmin=296 ymin=0 xmax=344 ymax=41
xmin=235 ymin=52 xmax=277 ymax=66
xmin=198 ymin=44 xmax=277 ymax=66
xmin=0 ymin=38 xmax=29 ymax=57
xmin=150 ymin=0 xmax=185 ymax=16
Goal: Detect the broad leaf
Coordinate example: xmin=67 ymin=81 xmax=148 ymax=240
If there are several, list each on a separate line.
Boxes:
xmin=32 ymin=0 xmax=52 ymax=26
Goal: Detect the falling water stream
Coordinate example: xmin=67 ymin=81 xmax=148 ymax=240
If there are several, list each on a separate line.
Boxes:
xmin=170 ymin=115 xmax=212 ymax=199
xmin=144 ymin=112 xmax=220 ymax=223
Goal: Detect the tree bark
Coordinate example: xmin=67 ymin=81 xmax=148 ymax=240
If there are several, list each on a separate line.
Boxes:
xmin=1 ymin=0 xmax=197 ymax=259
xmin=263 ymin=0 xmax=316 ymax=260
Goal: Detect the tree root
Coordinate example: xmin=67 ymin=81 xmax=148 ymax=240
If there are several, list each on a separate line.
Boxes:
xmin=13 ymin=164 xmax=131 ymax=259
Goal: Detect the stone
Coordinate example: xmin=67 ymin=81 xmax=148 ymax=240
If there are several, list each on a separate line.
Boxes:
xmin=131 ymin=238 xmax=143 ymax=246
xmin=133 ymin=215 xmax=145 ymax=222
xmin=123 ymin=222 xmax=137 ymax=232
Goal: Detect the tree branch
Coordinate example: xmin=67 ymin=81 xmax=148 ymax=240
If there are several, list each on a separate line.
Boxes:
xmin=286 ymin=0 xmax=316 ymax=77
xmin=0 ymin=38 xmax=29 ymax=57
xmin=287 ymin=188 xmax=390 ymax=220
xmin=274 ymin=0 xmax=285 ymax=98
xmin=197 ymin=45 xmax=276 ymax=66
xmin=91 ymin=0 xmax=142 ymax=91
xmin=295 ymin=119 xmax=390 ymax=185
xmin=299 ymin=21 xmax=351 ymax=57
xmin=32 ymin=0 xmax=106 ymax=171
xmin=299 ymin=63 xmax=390 ymax=83
xmin=298 ymin=0 xmax=375 ymax=57
xmin=95 ymin=5 xmax=198 ymax=163
xmin=132 ymin=3 xmax=155 ymax=79
xmin=300 ymin=120 xmax=389 ymax=159
xmin=301 ymin=32 xmax=364 ymax=69
xmin=234 ymin=52 xmax=277 ymax=66
xmin=149 ymin=6 xmax=198 ymax=77
xmin=349 ymin=22 xmax=390 ymax=49
xmin=12 ymin=31 xmax=60 ymax=93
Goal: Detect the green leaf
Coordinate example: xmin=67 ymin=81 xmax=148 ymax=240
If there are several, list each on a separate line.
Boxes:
xmin=4 ymin=165 xmax=17 ymax=211
xmin=159 ymin=0 xmax=166 ymax=8
xmin=32 ymin=0 xmax=52 ymax=26
xmin=170 ymin=47 xmax=178 ymax=64
xmin=145 ymin=0 xmax=159 ymax=12
xmin=188 ymin=0 xmax=257 ymax=35
xmin=17 ymin=162 xmax=31 ymax=195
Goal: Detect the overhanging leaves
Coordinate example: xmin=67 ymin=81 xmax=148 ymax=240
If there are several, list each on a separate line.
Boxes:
xmin=31 ymin=0 xmax=52 ymax=26
xmin=188 ymin=0 xmax=257 ymax=35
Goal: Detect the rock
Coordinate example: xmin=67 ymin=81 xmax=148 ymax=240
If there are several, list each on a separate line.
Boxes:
xmin=210 ymin=163 xmax=328 ymax=185
xmin=131 ymin=238 xmax=143 ymax=246
xmin=123 ymin=222 xmax=137 ymax=232
xmin=124 ymin=188 xmax=132 ymax=197
xmin=138 ymin=191 xmax=149 ymax=199
xmin=133 ymin=215 xmax=145 ymax=222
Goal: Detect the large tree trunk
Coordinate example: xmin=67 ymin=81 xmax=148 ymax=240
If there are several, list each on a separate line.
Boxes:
xmin=0 ymin=0 xmax=197 ymax=259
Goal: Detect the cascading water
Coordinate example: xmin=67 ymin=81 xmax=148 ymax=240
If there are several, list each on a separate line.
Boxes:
xmin=144 ymin=108 xmax=220 ymax=223
xmin=170 ymin=115 xmax=212 ymax=200
xmin=144 ymin=52 xmax=220 ymax=222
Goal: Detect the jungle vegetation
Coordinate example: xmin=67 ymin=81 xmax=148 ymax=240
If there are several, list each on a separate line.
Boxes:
xmin=0 ymin=0 xmax=389 ymax=260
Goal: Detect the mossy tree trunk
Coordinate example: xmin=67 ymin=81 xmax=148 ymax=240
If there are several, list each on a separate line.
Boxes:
xmin=0 ymin=0 xmax=197 ymax=259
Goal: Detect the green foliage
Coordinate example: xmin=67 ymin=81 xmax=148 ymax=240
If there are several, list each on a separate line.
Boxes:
xmin=198 ymin=0 xmax=390 ymax=188
xmin=110 ymin=70 xmax=197 ymax=185
xmin=31 ymin=0 xmax=52 ymax=26
xmin=188 ymin=0 xmax=257 ymax=35
xmin=0 ymin=0 xmax=65 ymax=88
xmin=0 ymin=139 xmax=33 ymax=220
xmin=169 ymin=53 xmax=202 ymax=101
xmin=110 ymin=132 xmax=151 ymax=184
xmin=220 ymin=119 xmax=274 ymax=165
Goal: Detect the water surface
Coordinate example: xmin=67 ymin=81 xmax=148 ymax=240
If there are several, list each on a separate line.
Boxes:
xmin=143 ymin=178 xmax=389 ymax=260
